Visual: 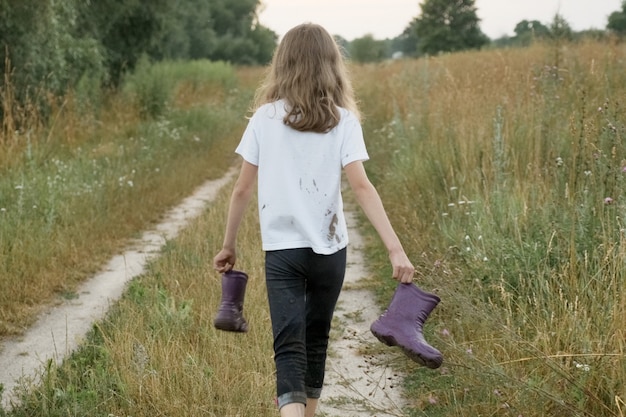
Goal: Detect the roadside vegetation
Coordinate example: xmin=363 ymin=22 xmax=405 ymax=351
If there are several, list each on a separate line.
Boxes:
xmin=1 ymin=39 xmax=625 ymax=417
xmin=0 ymin=60 xmax=251 ymax=336
xmin=355 ymin=40 xmax=626 ymax=416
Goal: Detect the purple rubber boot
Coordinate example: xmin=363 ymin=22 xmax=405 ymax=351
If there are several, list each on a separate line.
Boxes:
xmin=214 ymin=270 xmax=249 ymax=332
xmin=370 ymin=283 xmax=443 ymax=368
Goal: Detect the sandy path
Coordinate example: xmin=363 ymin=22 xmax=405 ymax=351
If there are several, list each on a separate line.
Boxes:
xmin=317 ymin=211 xmax=406 ymax=417
xmin=0 ymin=169 xmax=407 ymax=416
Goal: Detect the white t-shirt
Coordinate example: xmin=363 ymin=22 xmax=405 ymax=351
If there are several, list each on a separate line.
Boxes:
xmin=235 ymin=99 xmax=369 ymax=255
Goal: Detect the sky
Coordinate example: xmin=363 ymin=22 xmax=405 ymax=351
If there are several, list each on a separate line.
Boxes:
xmin=256 ymin=0 xmax=623 ymax=40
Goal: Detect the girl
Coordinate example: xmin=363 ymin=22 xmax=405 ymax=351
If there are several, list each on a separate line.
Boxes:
xmin=213 ymin=23 xmax=415 ymax=417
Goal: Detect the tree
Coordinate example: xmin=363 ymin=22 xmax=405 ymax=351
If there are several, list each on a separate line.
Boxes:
xmin=349 ymin=35 xmax=389 ymax=63
xmin=203 ymin=0 xmax=276 ymax=64
xmin=514 ymin=20 xmax=550 ymax=38
xmin=548 ymin=13 xmax=573 ymax=41
xmin=392 ymin=26 xmax=420 ymax=57
xmin=1 ymin=0 xmax=277 ymax=104
xmin=333 ymin=35 xmax=350 ymax=57
xmin=149 ymin=0 xmax=276 ymax=65
xmin=411 ymin=0 xmax=489 ymax=55
xmin=507 ymin=19 xmax=551 ymax=46
xmin=74 ymin=0 xmax=277 ymax=85
xmin=76 ymin=0 xmax=174 ymax=86
xmin=0 ymin=0 xmax=104 ymax=118
xmin=155 ymin=0 xmax=215 ymax=60
xmin=607 ymin=0 xmax=626 ymax=36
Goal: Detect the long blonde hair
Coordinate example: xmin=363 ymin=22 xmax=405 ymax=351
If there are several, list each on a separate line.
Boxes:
xmin=253 ymin=23 xmax=360 ymax=133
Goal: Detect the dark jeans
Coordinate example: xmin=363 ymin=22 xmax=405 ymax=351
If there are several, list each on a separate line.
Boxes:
xmin=265 ymin=247 xmax=347 ymax=409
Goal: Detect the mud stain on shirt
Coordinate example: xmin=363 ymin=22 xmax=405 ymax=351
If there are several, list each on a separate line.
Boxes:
xmin=327 ymin=213 xmax=339 ymax=242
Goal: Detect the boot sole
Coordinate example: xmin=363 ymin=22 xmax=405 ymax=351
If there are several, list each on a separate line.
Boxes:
xmin=214 ymin=317 xmax=248 ymax=333
xmin=371 ymin=330 xmax=442 ymax=369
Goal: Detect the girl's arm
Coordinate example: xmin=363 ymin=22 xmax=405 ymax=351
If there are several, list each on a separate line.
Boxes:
xmin=344 ymin=160 xmax=415 ymax=283
xmin=213 ymin=160 xmax=258 ymax=272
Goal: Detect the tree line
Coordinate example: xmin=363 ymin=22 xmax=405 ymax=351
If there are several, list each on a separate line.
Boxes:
xmin=348 ymin=0 xmax=626 ymax=62
xmin=0 ymin=0 xmax=276 ymax=105
xmin=2 ymin=0 xmax=626 ymax=109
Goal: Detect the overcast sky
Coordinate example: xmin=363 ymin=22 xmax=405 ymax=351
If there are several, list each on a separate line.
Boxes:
xmin=257 ymin=0 xmax=622 ymax=40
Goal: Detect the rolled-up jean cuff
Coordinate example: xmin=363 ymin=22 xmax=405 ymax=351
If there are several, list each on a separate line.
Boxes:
xmin=277 ymin=391 xmax=307 ymax=409
xmin=306 ymin=386 xmax=322 ymax=399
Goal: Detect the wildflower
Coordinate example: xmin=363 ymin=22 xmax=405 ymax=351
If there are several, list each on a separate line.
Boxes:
xmin=15 ymin=185 xmax=24 ymax=190
xmin=604 ymin=197 xmax=614 ymax=205
xmin=441 ymin=328 xmax=450 ymax=337
xmin=428 ymin=394 xmax=438 ymax=404
xmin=555 ymin=157 xmax=563 ymax=167
xmin=584 ymin=170 xmax=591 ymax=176
xmin=574 ymin=361 xmax=590 ymax=372
xmin=127 ymin=180 xmax=134 ymax=187
xmin=493 ymin=389 xmax=502 ymax=396
xmin=483 ymin=257 xmax=489 ymax=262
xmin=0 ymin=208 xmax=6 ymax=212
xmin=622 ymin=166 xmax=626 ymax=173
xmin=466 ymin=347 xmax=473 ymax=355
xmin=598 ymin=107 xmax=603 ymax=112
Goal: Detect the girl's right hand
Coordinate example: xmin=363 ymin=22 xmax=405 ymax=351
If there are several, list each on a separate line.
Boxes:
xmin=213 ymin=248 xmax=236 ymax=273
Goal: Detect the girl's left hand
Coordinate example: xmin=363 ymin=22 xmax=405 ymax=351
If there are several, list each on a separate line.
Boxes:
xmin=389 ymin=250 xmax=415 ymax=283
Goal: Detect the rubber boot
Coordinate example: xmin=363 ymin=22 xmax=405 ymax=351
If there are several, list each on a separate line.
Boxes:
xmin=370 ymin=283 xmax=443 ymax=368
xmin=214 ymin=270 xmax=249 ymax=332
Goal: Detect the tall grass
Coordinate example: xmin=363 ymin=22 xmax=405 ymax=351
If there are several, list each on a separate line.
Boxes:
xmin=0 ymin=60 xmax=251 ymax=336
xmin=355 ymin=40 xmax=626 ymax=416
